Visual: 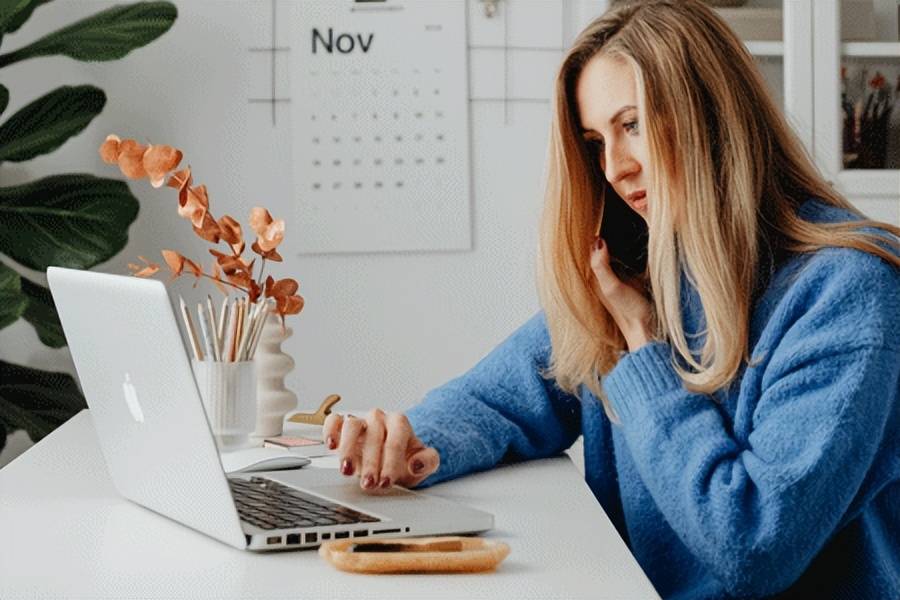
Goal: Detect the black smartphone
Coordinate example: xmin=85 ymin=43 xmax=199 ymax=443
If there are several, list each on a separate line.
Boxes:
xmin=599 ymin=190 xmax=649 ymax=281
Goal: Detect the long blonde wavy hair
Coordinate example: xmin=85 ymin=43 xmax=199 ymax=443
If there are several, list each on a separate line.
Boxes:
xmin=537 ymin=0 xmax=900 ymax=417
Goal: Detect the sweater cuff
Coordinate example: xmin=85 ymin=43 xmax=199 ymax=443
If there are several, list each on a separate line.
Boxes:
xmin=602 ymin=341 xmax=684 ymax=422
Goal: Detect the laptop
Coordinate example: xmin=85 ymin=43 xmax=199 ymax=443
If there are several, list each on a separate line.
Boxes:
xmin=47 ymin=267 xmax=493 ymax=551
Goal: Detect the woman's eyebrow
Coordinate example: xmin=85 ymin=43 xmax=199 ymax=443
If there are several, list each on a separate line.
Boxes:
xmin=581 ymin=104 xmax=637 ymax=135
xmin=609 ymin=105 xmax=636 ymax=124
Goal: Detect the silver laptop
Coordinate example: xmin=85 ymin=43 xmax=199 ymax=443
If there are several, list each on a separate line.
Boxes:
xmin=47 ymin=267 xmax=493 ymax=551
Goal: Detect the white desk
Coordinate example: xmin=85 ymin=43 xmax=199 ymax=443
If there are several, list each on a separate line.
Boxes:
xmin=0 ymin=410 xmax=659 ymax=599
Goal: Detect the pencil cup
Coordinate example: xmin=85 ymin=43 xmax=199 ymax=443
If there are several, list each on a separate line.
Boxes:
xmin=191 ymin=360 xmax=258 ymax=450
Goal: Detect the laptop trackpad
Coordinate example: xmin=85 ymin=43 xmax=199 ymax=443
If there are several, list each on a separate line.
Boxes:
xmin=311 ymin=484 xmax=426 ymax=517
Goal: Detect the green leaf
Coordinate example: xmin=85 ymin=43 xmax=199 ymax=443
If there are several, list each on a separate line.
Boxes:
xmin=21 ymin=275 xmax=65 ymax=348
xmin=0 ymin=0 xmax=52 ymax=35
xmin=0 ymin=2 xmax=177 ymax=68
xmin=0 ymin=260 xmax=27 ymax=330
xmin=0 ymin=173 xmax=139 ymax=271
xmin=0 ymin=85 xmax=105 ymax=162
xmin=0 ymin=83 xmax=9 ymax=116
xmin=0 ymin=359 xmax=86 ymax=445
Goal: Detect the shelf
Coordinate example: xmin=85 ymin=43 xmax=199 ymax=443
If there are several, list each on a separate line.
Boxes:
xmin=841 ymin=42 xmax=900 ymax=58
xmin=745 ymin=41 xmax=784 ymax=57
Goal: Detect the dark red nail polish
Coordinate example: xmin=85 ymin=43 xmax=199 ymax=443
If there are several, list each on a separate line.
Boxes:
xmin=411 ymin=460 xmax=425 ymax=474
xmin=326 ymin=436 xmax=335 ymax=450
xmin=362 ymin=474 xmax=375 ymax=489
xmin=341 ymin=459 xmax=354 ymax=476
xmin=379 ymin=477 xmax=391 ymax=489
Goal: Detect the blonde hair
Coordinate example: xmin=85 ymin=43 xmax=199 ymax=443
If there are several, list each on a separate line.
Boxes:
xmin=537 ymin=0 xmax=900 ymax=417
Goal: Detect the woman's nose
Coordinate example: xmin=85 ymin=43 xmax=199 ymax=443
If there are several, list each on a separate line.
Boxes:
xmin=603 ymin=146 xmax=640 ymax=184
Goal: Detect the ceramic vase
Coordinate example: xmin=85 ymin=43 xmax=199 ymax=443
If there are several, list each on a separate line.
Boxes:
xmin=253 ymin=308 xmax=298 ymax=438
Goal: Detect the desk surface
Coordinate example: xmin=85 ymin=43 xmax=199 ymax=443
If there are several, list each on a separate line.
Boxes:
xmin=0 ymin=411 xmax=659 ymax=599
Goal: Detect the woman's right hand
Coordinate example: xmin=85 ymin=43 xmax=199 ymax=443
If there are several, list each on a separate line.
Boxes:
xmin=322 ymin=410 xmax=440 ymax=492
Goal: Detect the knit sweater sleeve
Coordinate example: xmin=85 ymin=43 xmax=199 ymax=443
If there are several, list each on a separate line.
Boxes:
xmin=602 ymin=249 xmax=900 ymax=598
xmin=404 ymin=311 xmax=582 ymax=488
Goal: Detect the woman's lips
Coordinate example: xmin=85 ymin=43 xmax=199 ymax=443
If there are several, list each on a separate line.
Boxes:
xmin=629 ymin=191 xmax=647 ymax=210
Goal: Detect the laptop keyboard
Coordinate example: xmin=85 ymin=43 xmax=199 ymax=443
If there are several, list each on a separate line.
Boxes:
xmin=228 ymin=476 xmax=381 ymax=530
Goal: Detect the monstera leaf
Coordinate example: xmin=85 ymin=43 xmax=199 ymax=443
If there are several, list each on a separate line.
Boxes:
xmin=0 ymin=261 xmax=28 ymax=331
xmin=0 ymin=174 xmax=139 ymax=271
xmin=0 ymin=85 xmax=106 ymax=162
xmin=20 ymin=276 xmax=65 ymax=348
xmin=0 ymin=0 xmax=52 ymax=37
xmin=0 ymin=2 xmax=176 ymax=68
xmin=0 ymin=360 xmax=86 ymax=452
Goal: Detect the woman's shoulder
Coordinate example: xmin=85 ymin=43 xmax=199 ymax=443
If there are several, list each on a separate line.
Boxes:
xmin=768 ymin=199 xmax=900 ymax=349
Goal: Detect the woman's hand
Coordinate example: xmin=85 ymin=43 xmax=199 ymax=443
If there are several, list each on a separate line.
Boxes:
xmin=322 ymin=410 xmax=440 ymax=492
xmin=591 ymin=236 xmax=654 ymax=352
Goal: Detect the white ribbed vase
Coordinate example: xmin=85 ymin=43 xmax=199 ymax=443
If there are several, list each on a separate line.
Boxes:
xmin=253 ymin=308 xmax=298 ymax=438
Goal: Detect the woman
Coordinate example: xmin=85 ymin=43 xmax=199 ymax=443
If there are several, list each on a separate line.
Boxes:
xmin=322 ymin=1 xmax=900 ymax=597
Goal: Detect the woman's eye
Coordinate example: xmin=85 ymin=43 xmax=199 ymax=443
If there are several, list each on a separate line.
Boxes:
xmin=624 ymin=120 xmax=639 ymax=134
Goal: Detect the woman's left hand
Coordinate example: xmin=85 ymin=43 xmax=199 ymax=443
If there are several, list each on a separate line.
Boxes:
xmin=590 ymin=236 xmax=654 ymax=352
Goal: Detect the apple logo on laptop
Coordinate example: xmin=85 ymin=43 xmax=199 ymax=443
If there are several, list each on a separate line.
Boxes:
xmin=122 ymin=373 xmax=145 ymax=423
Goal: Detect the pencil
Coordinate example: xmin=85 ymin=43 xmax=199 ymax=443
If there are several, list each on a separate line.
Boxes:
xmin=179 ymin=295 xmax=204 ymax=361
xmin=234 ymin=298 xmax=245 ymax=360
xmin=217 ymin=297 xmax=229 ymax=358
xmin=197 ymin=303 xmax=216 ymax=362
xmin=236 ymin=300 xmax=255 ymax=362
xmin=247 ymin=299 xmax=272 ymax=360
xmin=206 ymin=295 xmax=217 ymax=351
xmin=223 ymin=299 xmax=238 ymax=362
xmin=244 ymin=300 xmax=266 ymax=361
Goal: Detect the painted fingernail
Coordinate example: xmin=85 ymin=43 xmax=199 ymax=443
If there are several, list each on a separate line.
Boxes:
xmin=379 ymin=477 xmax=391 ymax=489
xmin=326 ymin=436 xmax=336 ymax=450
xmin=362 ymin=474 xmax=375 ymax=489
xmin=341 ymin=459 xmax=354 ymax=476
xmin=411 ymin=459 xmax=425 ymax=475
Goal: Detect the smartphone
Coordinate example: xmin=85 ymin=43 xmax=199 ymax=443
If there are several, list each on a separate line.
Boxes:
xmin=598 ymin=189 xmax=648 ymax=281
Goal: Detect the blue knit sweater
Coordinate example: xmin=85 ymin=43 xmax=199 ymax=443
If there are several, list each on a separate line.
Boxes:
xmin=405 ymin=199 xmax=900 ymax=599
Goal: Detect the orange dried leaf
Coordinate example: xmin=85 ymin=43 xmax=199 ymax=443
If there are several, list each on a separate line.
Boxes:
xmin=251 ymin=240 xmax=283 ymax=261
xmin=178 ymin=184 xmax=209 ymax=226
xmin=99 ymin=134 xmax=120 ymax=164
xmin=258 ymin=219 xmax=284 ymax=252
xmin=211 ymin=262 xmax=229 ymax=296
xmin=117 ymin=139 xmax=148 ymax=179
xmin=161 ymin=249 xmax=185 ymax=276
xmin=271 ymin=278 xmax=298 ymax=297
xmin=184 ymin=257 xmax=203 ymax=278
xmin=144 ymin=144 xmax=183 ymax=188
xmin=247 ymin=280 xmax=262 ymax=304
xmin=249 ymin=207 xmax=272 ymax=235
xmin=227 ymin=270 xmax=252 ymax=288
xmin=217 ymin=215 xmax=242 ymax=246
xmin=193 ymin=211 xmax=220 ymax=243
xmin=284 ymin=295 xmax=304 ymax=315
xmin=167 ymin=167 xmax=192 ymax=193
xmin=127 ymin=255 xmax=160 ymax=278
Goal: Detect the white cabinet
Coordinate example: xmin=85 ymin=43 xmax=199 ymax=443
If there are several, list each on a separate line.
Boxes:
xmin=721 ymin=0 xmax=900 ymax=224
